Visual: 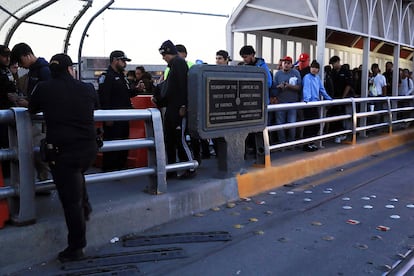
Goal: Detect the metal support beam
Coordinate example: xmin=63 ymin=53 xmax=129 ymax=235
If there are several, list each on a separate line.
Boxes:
xmin=4 ymin=0 xmax=59 ymax=47
xmin=78 ymin=0 xmax=115 ymax=80
xmin=63 ymin=0 xmax=93 ymax=54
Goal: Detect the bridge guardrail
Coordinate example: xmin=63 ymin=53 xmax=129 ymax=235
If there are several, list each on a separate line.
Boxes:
xmin=0 ymin=107 xmax=198 ymax=225
xmin=0 ymin=96 xmax=413 ymax=225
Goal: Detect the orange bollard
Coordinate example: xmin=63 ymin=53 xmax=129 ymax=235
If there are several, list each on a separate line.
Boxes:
xmin=0 ymin=164 xmax=10 ymax=229
xmin=128 ymin=95 xmax=156 ymax=168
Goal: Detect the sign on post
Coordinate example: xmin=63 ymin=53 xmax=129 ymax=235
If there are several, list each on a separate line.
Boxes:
xmin=188 ymin=65 xmax=268 ymax=176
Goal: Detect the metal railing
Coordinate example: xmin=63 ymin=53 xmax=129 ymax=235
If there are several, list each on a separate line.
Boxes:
xmin=266 ymin=96 xmax=414 ymax=152
xmin=0 ymin=108 xmax=198 ymax=225
xmin=0 ymin=96 xmax=413 ymax=225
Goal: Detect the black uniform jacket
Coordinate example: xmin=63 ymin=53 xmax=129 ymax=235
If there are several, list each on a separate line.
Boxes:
xmin=164 ymin=56 xmax=189 ymax=127
xmin=29 ymin=74 xmax=98 ymax=148
xmin=0 ymin=66 xmax=17 ymax=109
xmin=99 ymin=66 xmax=136 ymax=109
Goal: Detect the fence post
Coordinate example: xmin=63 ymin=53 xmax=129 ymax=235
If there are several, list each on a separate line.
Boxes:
xmin=349 ymin=98 xmax=356 ymax=144
xmin=145 ymin=108 xmax=166 ymax=194
xmin=386 ymin=97 xmax=393 ymax=134
xmin=8 ymin=108 xmax=36 ymax=225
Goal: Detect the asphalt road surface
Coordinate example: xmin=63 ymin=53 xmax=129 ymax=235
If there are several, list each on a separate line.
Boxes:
xmin=14 ymin=144 xmax=414 ymax=276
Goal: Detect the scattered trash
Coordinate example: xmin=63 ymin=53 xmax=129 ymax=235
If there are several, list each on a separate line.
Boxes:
xmin=385 ymin=205 xmax=395 ymax=209
xmin=322 ymin=235 xmax=335 ymax=241
xmin=323 ymin=190 xmax=332 ymax=194
xmin=243 ymin=206 xmax=252 ymax=211
xmin=264 ymin=210 xmax=273 ymax=215
xmin=325 ymin=188 xmax=333 ymax=191
xmin=241 ymin=197 xmax=251 ymax=202
xmin=370 ymin=195 xmax=377 ymax=198
xmin=303 ymin=198 xmax=312 ymax=202
xmin=346 ymin=219 xmax=360 ymax=225
xmin=354 ymin=243 xmax=368 ymax=250
xmin=361 ymin=196 xmax=370 ymax=200
xmin=406 ymin=204 xmax=414 ymax=208
xmin=342 ymin=197 xmax=351 ymax=201
xmin=278 ymin=237 xmax=289 ymax=243
xmin=230 ymin=212 xmax=240 ymax=216
xmin=211 ymin=207 xmax=220 ymax=211
xmin=311 ymin=221 xmax=323 ymax=226
xmin=286 ymin=191 xmax=294 ymax=195
xmin=284 ymin=183 xmax=296 ymax=187
xmin=254 ymin=230 xmax=265 ymax=235
xmin=233 ymin=224 xmax=244 ymax=229
xmin=249 ymin=218 xmax=258 ymax=222
xmin=371 ymin=235 xmax=382 ymax=240
xmin=194 ymin=213 xmax=205 ymax=217
xmin=268 ymin=191 xmax=277 ymax=195
xmin=390 ymin=215 xmax=400 ymax=219
xmin=390 ymin=198 xmax=399 ymax=202
xmin=380 ymin=264 xmax=392 ymax=271
xmin=304 ymin=190 xmax=313 ymax=194
xmin=226 ymin=202 xmax=236 ymax=208
xmin=376 ymin=225 xmax=390 ymax=232
xmin=342 ymin=206 xmax=353 ymax=210
xmin=363 ymin=205 xmax=373 ymax=209
xmin=110 ymin=237 xmax=119 ymax=243
xmin=256 ymin=201 xmax=266 ymax=205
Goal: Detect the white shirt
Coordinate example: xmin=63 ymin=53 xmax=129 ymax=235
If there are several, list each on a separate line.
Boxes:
xmin=369 ymin=74 xmax=387 ymax=96
xmin=398 ymin=77 xmax=414 ymax=96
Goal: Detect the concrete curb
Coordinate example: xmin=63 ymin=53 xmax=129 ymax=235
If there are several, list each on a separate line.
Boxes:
xmin=237 ymin=130 xmax=414 ymax=198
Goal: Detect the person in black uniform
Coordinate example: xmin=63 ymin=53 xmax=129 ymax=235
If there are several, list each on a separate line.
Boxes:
xmin=157 ymin=40 xmax=195 ymax=178
xmin=99 ymin=50 xmax=138 ymax=171
xmin=0 ymin=45 xmax=17 ymax=177
xmin=29 ymin=53 xmax=98 ymax=262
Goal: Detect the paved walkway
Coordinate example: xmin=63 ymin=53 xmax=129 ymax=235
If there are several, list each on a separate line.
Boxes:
xmin=1 ymin=128 xmax=414 ymax=275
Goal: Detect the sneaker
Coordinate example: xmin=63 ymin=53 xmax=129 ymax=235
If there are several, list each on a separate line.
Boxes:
xmin=310 ymin=144 xmax=319 ymax=151
xmin=58 ymin=247 xmax=85 ymax=263
xmin=302 ymin=145 xmax=314 ymax=152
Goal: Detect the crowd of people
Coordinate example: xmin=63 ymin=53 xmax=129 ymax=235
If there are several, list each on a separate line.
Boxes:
xmin=1 ymin=40 xmax=413 ymax=263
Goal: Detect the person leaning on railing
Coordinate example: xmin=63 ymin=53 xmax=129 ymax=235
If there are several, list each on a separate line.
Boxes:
xmin=302 ymin=60 xmax=332 ymax=152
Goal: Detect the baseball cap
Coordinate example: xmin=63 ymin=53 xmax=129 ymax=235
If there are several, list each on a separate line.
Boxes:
xmin=282 ymin=56 xmax=293 ymax=63
xmin=110 ymin=50 xmax=131 ymax=62
xmin=0 ymin=45 xmax=11 ymax=57
xmin=299 ymin=53 xmax=309 ymax=62
xmin=216 ymin=50 xmax=232 ymax=61
xmin=49 ymin=53 xmax=73 ymax=72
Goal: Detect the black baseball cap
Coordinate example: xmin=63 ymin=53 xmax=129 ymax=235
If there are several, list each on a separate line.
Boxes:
xmin=110 ymin=50 xmax=131 ymax=62
xmin=216 ymin=50 xmax=232 ymax=61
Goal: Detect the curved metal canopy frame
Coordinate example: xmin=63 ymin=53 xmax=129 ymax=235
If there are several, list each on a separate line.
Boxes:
xmin=0 ymin=0 xmax=94 ymax=56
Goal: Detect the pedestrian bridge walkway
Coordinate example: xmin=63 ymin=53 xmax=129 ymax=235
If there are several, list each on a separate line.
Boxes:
xmin=1 ymin=126 xmax=413 ymax=274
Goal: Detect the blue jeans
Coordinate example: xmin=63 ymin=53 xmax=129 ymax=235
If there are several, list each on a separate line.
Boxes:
xmin=276 ymin=109 xmax=297 ymax=143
